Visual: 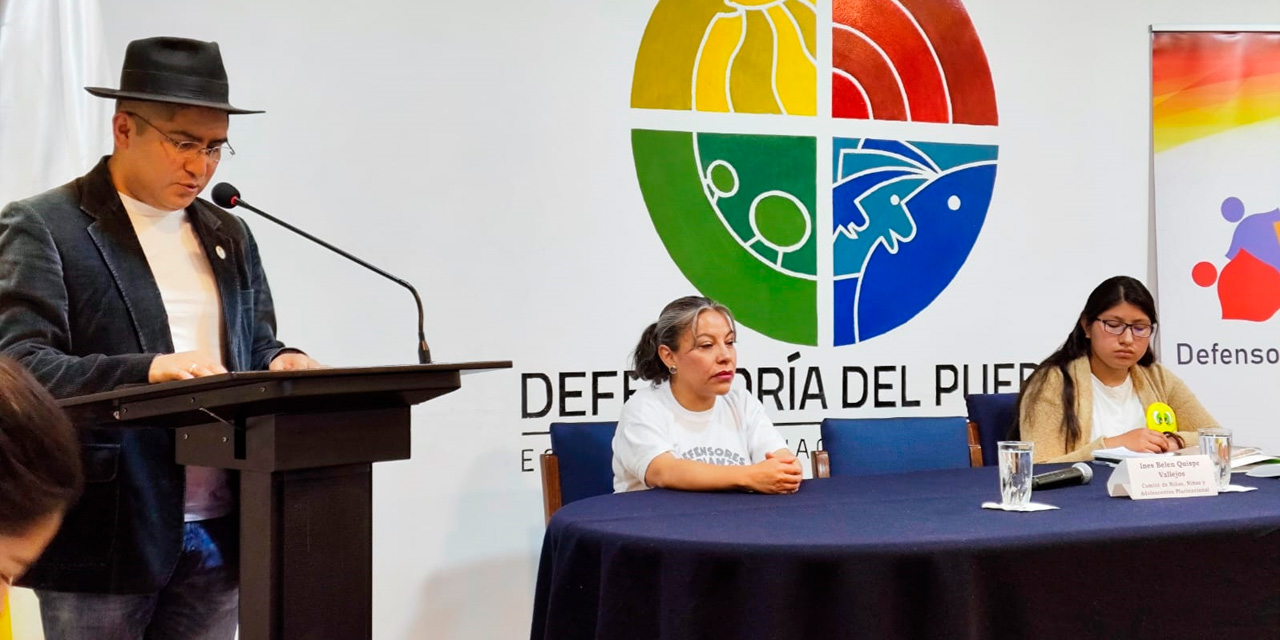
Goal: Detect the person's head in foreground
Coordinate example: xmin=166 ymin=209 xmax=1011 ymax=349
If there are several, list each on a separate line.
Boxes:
xmin=612 ymin=296 xmax=801 ymax=494
xmin=0 ymin=357 xmax=82 ymax=601
xmin=1017 ymin=276 xmax=1217 ymax=463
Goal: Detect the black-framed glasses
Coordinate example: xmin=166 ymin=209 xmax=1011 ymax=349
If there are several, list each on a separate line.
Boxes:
xmin=124 ymin=111 xmax=234 ymax=163
xmin=1095 ymin=318 xmax=1155 ymax=339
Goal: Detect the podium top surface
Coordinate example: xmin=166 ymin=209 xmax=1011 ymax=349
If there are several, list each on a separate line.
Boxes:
xmin=59 ymin=361 xmax=511 ymax=427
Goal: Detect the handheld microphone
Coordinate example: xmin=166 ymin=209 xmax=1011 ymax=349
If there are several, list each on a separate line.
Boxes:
xmin=1030 ymin=462 xmax=1093 ymax=491
xmin=211 ymin=182 xmax=432 ymax=364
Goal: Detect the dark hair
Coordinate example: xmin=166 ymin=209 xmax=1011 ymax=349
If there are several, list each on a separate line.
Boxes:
xmin=1016 ymin=276 xmax=1158 ymax=449
xmin=632 ymin=296 xmax=736 ymax=384
xmin=0 ymin=357 xmax=83 ymax=536
xmin=114 ymin=98 xmax=181 ymax=121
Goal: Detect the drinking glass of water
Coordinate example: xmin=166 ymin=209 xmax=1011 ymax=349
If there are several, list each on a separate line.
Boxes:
xmin=1199 ymin=428 xmax=1232 ymax=490
xmin=998 ymin=441 xmax=1034 ymax=507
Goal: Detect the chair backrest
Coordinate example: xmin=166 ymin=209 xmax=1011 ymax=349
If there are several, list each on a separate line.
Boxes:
xmin=964 ymin=393 xmax=1020 ymax=466
xmin=819 ymin=417 xmax=973 ymax=477
xmin=541 ymin=421 xmax=618 ymax=523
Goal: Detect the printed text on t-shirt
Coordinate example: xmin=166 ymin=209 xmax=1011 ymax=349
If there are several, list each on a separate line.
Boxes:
xmin=679 ymin=446 xmax=748 ymax=466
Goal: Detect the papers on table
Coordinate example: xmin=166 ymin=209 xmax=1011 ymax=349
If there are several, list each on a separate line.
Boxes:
xmin=1178 ymin=445 xmax=1278 ymax=469
xmin=1092 ymin=447 xmax=1171 ymax=463
xmin=1093 ymin=445 xmax=1279 ymax=469
xmin=980 ymin=502 xmax=1059 ymax=512
xmin=1219 ymin=484 xmax=1259 ymax=493
xmin=1246 ymin=464 xmax=1280 ymax=478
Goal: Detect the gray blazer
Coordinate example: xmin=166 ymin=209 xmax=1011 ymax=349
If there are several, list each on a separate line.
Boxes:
xmin=0 ymin=157 xmax=293 ymax=593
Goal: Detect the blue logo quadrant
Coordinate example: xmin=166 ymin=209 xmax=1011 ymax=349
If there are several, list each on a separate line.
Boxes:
xmin=831 ymin=139 xmax=999 ymax=345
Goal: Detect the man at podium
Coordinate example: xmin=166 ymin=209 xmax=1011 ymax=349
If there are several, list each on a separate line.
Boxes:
xmin=0 ymin=36 xmax=319 ymax=640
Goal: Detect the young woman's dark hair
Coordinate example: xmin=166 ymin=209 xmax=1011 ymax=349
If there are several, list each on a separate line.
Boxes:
xmin=0 ymin=356 xmax=83 ymax=536
xmin=1015 ymin=276 xmax=1158 ymax=450
xmin=632 ymin=296 xmax=736 ymax=384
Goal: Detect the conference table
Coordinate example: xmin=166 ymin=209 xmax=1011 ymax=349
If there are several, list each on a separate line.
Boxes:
xmin=531 ymin=464 xmax=1280 ymax=640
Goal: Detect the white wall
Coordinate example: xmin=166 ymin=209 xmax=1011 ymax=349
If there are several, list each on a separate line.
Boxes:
xmin=45 ymin=1 xmax=1280 ymax=637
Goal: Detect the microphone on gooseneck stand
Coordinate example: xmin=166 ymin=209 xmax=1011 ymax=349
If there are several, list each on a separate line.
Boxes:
xmin=1031 ymin=462 xmax=1094 ymax=491
xmin=210 ymin=182 xmax=432 ymax=364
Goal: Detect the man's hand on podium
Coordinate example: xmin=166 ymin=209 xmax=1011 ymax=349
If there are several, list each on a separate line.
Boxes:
xmin=269 ymin=352 xmax=324 ymax=371
xmin=149 ymin=352 xmax=229 ymax=382
xmin=148 ymin=351 xmax=323 ymax=383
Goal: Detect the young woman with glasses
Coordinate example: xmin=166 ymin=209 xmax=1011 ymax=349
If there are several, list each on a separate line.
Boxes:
xmin=1016 ymin=276 xmax=1217 ymax=463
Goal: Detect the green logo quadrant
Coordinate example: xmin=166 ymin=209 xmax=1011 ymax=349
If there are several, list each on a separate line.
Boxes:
xmin=632 ymin=129 xmax=818 ymax=345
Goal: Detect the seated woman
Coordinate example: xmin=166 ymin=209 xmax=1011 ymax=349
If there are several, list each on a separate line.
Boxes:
xmin=612 ymin=296 xmax=802 ymax=493
xmin=0 ymin=357 xmax=82 ymax=600
xmin=1018 ymin=276 xmax=1216 ymax=463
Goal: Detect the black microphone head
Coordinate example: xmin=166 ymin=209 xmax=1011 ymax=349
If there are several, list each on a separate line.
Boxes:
xmin=211 ymin=183 xmax=240 ymax=208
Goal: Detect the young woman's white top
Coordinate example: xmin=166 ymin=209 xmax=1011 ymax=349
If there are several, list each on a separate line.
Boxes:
xmin=1090 ymin=373 xmax=1145 ymax=439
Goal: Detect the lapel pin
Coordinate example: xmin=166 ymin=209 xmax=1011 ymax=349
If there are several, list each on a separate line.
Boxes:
xmin=215 ymin=245 xmax=227 ymax=260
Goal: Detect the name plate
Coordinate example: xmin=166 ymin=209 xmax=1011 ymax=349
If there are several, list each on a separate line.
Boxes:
xmin=1106 ymin=455 xmax=1218 ymax=499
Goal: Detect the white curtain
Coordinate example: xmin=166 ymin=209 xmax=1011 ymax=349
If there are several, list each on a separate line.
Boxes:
xmin=0 ymin=0 xmax=111 ymax=205
xmin=0 ymin=5 xmax=108 ymax=636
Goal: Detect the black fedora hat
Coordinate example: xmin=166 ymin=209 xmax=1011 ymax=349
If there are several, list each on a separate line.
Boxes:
xmin=85 ymin=36 xmax=262 ymax=114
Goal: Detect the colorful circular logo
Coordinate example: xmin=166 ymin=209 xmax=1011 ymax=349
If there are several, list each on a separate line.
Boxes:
xmin=631 ymin=0 xmax=999 ymax=346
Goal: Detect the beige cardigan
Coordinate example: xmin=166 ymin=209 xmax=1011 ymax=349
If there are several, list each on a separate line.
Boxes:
xmin=1019 ymin=356 xmax=1218 ymax=463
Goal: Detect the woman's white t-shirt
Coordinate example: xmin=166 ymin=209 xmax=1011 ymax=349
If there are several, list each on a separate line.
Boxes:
xmin=612 ymin=381 xmax=788 ymax=493
xmin=1090 ymin=373 xmax=1145 ymax=439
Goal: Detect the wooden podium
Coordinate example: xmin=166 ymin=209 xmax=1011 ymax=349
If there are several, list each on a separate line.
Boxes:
xmin=59 ymin=362 xmax=511 ymax=640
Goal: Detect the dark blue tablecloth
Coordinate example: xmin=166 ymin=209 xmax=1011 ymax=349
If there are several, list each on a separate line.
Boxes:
xmin=531 ymin=464 xmax=1280 ymax=640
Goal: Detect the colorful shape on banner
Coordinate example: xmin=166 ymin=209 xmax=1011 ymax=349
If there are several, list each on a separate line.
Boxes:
xmin=1152 ymin=32 xmax=1280 ymax=152
xmin=1221 ymin=196 xmax=1245 ymax=223
xmin=1225 ymin=206 xmax=1280 ymax=273
xmin=1213 ymin=249 xmax=1280 ymax=322
xmin=630 ymin=0 xmax=998 ymax=346
xmin=1191 ymin=261 xmax=1218 ymax=287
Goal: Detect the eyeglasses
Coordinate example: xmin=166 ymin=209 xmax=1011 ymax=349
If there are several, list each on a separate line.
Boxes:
xmin=1095 ymin=318 xmax=1155 ymax=339
xmin=124 ymin=112 xmax=234 ymax=163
